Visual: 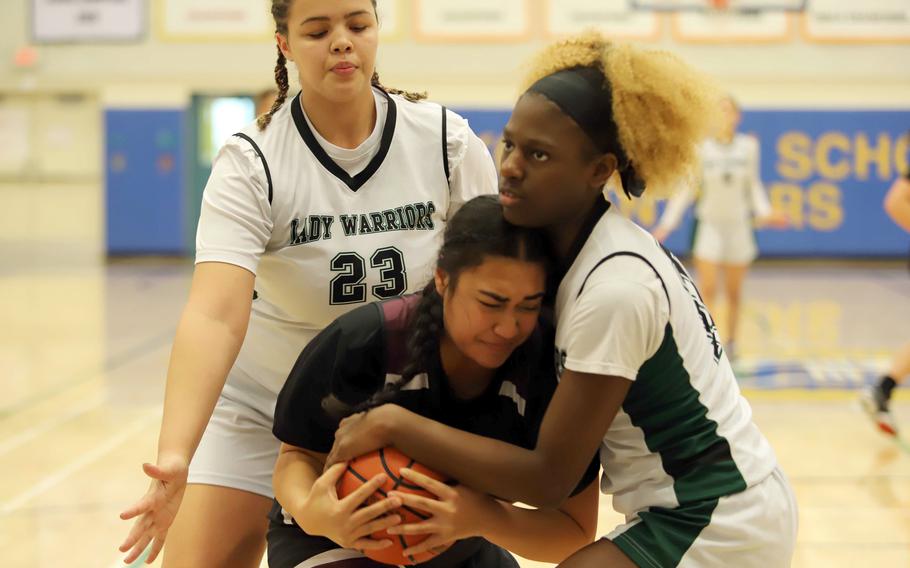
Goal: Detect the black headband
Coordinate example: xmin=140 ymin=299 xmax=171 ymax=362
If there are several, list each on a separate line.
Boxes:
xmin=526 ymin=67 xmax=646 ymax=198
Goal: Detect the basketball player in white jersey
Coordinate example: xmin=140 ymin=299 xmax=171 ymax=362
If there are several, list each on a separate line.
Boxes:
xmin=329 ymin=33 xmax=798 ymax=567
xmin=117 ymin=1 xmax=496 ymax=566
xmin=862 ymin=168 xmax=910 ymax=436
xmin=652 ymin=97 xmax=788 ymax=355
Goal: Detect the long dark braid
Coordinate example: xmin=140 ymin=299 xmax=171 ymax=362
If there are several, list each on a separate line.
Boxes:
xmin=322 ymin=195 xmax=550 ymax=419
xmin=398 ymin=284 xmax=444 ymax=385
xmin=258 ymin=0 xmax=292 ymax=130
xmin=371 ymin=70 xmax=427 ymax=103
xmin=260 ymin=0 xmax=427 ymax=131
xmin=257 ymin=44 xmax=290 ymax=130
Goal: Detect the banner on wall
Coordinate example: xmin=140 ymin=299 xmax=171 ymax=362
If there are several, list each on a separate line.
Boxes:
xmin=158 ymin=0 xmax=271 ymax=41
xmin=376 ymin=0 xmax=404 ymax=40
xmin=546 ymin=0 xmax=660 ymax=40
xmin=33 ymin=0 xmax=145 ymax=43
xmin=803 ymin=0 xmax=910 ymax=43
xmin=672 ymin=10 xmax=792 ymax=42
xmin=415 ymin=0 xmax=530 ymax=41
xmin=457 ymin=108 xmax=910 ymax=257
xmin=161 ymin=0 xmax=399 ymax=41
xmin=742 ymin=110 xmax=909 ymax=256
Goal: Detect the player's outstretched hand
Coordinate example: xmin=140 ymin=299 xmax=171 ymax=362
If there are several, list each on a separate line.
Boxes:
xmin=118 ymin=455 xmax=188 ymax=564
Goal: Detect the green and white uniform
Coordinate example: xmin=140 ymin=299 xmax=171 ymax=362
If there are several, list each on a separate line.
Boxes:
xmin=555 ymin=200 xmax=797 ymax=567
xmin=656 ymin=134 xmax=772 ymax=265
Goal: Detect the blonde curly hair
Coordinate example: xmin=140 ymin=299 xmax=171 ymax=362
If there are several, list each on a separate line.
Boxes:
xmin=522 ymin=31 xmax=721 ymax=199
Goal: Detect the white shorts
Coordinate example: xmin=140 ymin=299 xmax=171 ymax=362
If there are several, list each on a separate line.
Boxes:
xmin=187 ymin=368 xmax=281 ymax=498
xmin=607 ymin=466 xmax=798 ymax=568
xmin=692 ymin=220 xmax=757 ymax=265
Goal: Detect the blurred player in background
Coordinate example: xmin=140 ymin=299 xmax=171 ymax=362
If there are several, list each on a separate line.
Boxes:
xmin=652 ymin=96 xmax=788 ymax=357
xmin=862 ymin=168 xmax=910 ymax=436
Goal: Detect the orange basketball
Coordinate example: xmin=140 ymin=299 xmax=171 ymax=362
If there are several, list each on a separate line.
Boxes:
xmin=337 ymin=447 xmax=452 ymax=565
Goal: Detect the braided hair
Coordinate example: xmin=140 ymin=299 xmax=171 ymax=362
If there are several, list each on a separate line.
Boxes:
xmin=322 ymin=195 xmax=549 ymax=419
xmin=259 ymin=0 xmax=425 ymax=130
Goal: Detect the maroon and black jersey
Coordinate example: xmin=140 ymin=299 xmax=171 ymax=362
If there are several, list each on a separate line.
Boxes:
xmin=268 ymin=294 xmax=598 ymax=568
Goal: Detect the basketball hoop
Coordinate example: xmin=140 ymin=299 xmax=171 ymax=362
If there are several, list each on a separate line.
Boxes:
xmin=627 ymin=0 xmax=807 ymax=14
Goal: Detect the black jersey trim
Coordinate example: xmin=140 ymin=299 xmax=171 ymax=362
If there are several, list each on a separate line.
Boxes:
xmin=290 ymin=90 xmax=397 ymax=192
xmin=576 ymin=252 xmax=671 ymax=316
xmin=543 ymin=197 xmax=611 ymax=311
xmin=232 ymin=132 xmax=273 ymax=205
xmin=441 ymin=106 xmax=450 ymax=184
xmin=563 ymin=197 xmax=610 ymax=272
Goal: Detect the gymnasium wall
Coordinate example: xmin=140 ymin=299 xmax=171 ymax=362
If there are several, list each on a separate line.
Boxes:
xmin=3 ymin=1 xmax=910 ymax=105
xmin=1 ymin=0 xmax=908 ymax=256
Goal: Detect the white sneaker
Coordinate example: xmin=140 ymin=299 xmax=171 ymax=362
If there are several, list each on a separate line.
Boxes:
xmin=860 ymin=386 xmax=898 ymax=436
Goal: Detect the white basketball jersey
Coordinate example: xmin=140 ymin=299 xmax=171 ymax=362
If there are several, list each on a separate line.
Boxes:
xmin=554 ymin=202 xmax=777 ymax=516
xmin=196 ymin=89 xmax=497 ymax=393
xmin=656 ymin=133 xmax=771 ymax=231
xmin=696 ymin=134 xmax=770 ymax=223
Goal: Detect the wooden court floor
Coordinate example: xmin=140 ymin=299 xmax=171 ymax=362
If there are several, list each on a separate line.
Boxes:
xmin=1 ymin=257 xmax=908 ymax=568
